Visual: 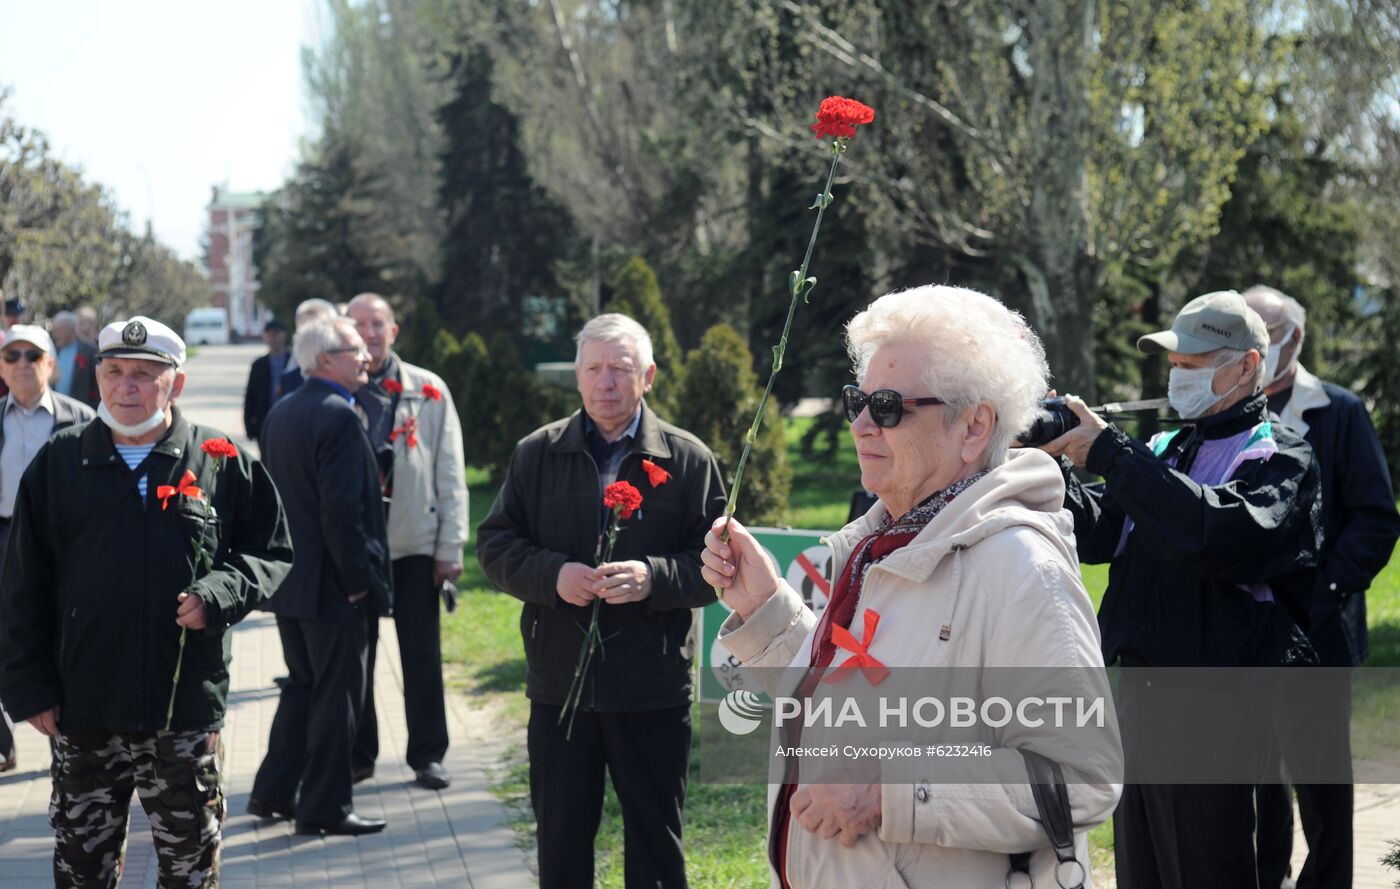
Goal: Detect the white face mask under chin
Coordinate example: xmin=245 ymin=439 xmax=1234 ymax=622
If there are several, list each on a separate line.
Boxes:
xmin=1167 ymin=365 xmax=1238 ymax=420
xmin=97 ymin=401 xmax=168 ymax=438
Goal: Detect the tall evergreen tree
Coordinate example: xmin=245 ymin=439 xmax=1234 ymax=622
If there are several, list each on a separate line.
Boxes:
xmin=253 ymin=129 xmax=397 ymax=321
xmin=436 ymin=46 xmax=575 ymax=348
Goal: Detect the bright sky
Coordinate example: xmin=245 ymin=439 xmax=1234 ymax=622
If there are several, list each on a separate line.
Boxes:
xmin=0 ymin=0 xmax=319 ymax=262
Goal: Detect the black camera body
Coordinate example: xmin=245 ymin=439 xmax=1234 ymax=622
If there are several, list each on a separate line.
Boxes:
xmin=1017 ymin=397 xmax=1080 ymax=447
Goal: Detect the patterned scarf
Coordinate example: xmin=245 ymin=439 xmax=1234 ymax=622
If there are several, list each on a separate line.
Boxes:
xmin=809 ymin=471 xmax=987 ymax=671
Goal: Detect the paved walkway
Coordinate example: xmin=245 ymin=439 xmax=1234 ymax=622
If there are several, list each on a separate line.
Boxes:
xmin=0 ymin=344 xmax=532 ymax=888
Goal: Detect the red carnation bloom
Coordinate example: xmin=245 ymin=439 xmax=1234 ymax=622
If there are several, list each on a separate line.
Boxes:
xmin=810 ymin=95 xmax=876 ymax=140
xmin=200 ymin=438 xmax=239 ymax=461
xmin=602 ymin=481 xmax=644 ymax=519
xmin=382 ymin=378 xmax=404 ymax=395
xmin=422 ymin=383 xmax=443 ymax=401
xmin=640 ymin=458 xmax=671 ymax=488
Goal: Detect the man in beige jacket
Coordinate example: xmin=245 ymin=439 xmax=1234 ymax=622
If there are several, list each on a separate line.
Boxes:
xmin=348 ymin=293 xmax=468 ymax=790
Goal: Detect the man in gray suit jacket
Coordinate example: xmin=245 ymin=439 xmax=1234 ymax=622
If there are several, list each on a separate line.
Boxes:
xmin=0 ymin=324 xmax=95 ymax=772
xmin=249 ymin=317 xmax=392 ymax=835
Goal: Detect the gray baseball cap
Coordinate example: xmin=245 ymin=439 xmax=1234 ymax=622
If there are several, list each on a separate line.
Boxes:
xmin=1137 ymin=290 xmax=1269 ymax=356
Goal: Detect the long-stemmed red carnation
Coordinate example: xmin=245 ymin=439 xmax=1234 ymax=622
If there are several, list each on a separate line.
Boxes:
xmin=164 ymin=439 xmax=237 ymax=730
xmin=560 ymin=480 xmax=647 ymax=738
xmin=718 ymin=96 xmax=875 ymax=595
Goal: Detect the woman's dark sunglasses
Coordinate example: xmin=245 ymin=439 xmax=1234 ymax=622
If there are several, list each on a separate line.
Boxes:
xmin=2 ymin=349 xmax=43 ymax=364
xmin=842 ymin=384 xmax=945 ymax=428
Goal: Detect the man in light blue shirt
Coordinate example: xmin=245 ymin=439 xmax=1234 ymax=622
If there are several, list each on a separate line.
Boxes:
xmin=50 ymin=312 xmax=99 ymax=407
xmin=0 ymin=324 xmax=95 ymax=773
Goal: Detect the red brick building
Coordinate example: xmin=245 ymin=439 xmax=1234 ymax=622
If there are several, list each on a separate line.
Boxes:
xmin=204 ymin=187 xmax=264 ymax=337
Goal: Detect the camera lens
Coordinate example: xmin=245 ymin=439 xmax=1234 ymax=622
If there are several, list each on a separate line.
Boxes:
xmin=1017 ymin=397 xmax=1080 ymax=447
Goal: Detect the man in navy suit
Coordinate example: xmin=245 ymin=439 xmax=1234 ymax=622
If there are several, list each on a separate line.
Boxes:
xmin=249 ymin=316 xmax=392 ymax=836
xmin=242 ymin=319 xmax=288 ymax=450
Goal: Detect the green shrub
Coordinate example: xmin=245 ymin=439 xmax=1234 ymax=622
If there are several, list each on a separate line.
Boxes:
xmin=606 ymin=256 xmax=683 ymax=419
xmin=440 ymin=330 xmax=572 ymax=480
xmin=673 ymin=323 xmax=791 ymax=526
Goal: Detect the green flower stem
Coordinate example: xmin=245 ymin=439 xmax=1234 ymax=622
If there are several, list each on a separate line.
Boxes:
xmin=165 ymin=628 xmax=187 ymax=731
xmin=560 ymin=512 xmax=623 ymax=740
xmin=717 ymin=142 xmax=846 ymax=595
xmin=166 ymin=464 xmax=222 ymax=732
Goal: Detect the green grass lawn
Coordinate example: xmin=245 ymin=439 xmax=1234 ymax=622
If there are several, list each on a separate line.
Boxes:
xmin=444 ymin=419 xmax=1400 ymax=887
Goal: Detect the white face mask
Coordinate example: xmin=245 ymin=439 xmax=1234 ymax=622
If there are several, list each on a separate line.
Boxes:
xmin=97 ymin=400 xmax=169 ymax=438
xmin=1263 ymin=324 xmax=1296 ymax=384
xmin=1168 ymin=365 xmax=1234 ymax=420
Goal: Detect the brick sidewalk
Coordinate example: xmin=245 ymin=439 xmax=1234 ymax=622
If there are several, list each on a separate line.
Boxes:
xmin=0 ymin=611 xmax=532 ymax=889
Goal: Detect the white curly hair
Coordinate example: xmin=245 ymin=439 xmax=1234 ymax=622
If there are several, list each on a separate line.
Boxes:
xmin=845 ymin=285 xmax=1050 ymax=468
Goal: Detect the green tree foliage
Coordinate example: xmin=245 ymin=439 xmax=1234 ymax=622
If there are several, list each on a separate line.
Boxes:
xmin=108 ymin=225 xmax=215 ymax=324
xmin=301 ymin=0 xmax=446 ymax=288
xmin=674 ymin=323 xmax=791 ymax=526
xmin=254 ymin=130 xmax=407 ymax=322
xmin=434 ymin=328 xmax=573 ymax=479
xmin=0 ymin=93 xmax=121 ymax=311
xmin=605 ymin=257 xmax=683 ymax=417
xmin=436 ymin=44 xmax=576 ymax=350
xmin=0 ymin=89 xmax=207 ymax=323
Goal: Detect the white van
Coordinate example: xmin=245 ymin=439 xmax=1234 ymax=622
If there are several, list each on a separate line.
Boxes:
xmin=184 ymin=307 xmax=230 ymax=345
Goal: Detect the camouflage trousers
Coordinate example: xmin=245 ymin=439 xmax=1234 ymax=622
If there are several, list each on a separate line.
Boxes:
xmin=49 ymin=729 xmax=224 ymax=889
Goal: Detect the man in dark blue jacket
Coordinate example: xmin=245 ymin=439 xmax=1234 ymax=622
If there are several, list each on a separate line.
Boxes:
xmin=1040 ymin=291 xmax=1322 ymax=889
xmin=249 ymin=316 xmax=392 ymax=836
xmin=1246 ymin=284 xmax=1400 ymax=889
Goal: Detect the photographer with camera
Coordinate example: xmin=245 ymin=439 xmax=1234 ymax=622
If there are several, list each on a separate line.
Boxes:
xmin=1036 ymin=290 xmax=1322 ymax=889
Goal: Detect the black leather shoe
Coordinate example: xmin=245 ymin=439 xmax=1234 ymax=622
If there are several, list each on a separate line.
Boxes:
xmin=295 ymin=813 xmax=387 ymax=836
xmin=246 ymin=797 xmax=295 ymax=820
xmin=0 ymin=756 xmax=15 ymax=773
xmin=352 ymin=765 xmax=374 ymax=784
xmin=414 ymin=762 xmax=451 ymax=790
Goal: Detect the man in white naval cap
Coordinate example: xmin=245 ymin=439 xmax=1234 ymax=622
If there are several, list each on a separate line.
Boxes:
xmin=0 ymin=316 xmax=292 ymax=888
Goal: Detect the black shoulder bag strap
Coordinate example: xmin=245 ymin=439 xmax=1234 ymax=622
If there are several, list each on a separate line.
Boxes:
xmin=1005 ymin=749 xmax=1085 ymax=889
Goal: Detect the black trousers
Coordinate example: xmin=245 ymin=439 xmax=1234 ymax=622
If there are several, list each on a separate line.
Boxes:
xmin=528 ymin=702 xmax=691 ymax=889
xmin=251 ymin=598 xmax=368 ymax=824
xmin=354 ymin=555 xmax=449 ymax=771
xmin=1256 ymin=671 xmax=1354 ymax=889
xmin=0 ymin=519 xmax=14 ymax=762
xmin=1115 ymin=783 xmax=1261 ymax=889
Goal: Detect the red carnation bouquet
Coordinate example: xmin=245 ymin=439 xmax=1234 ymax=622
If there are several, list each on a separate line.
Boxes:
xmin=559 ymin=465 xmax=668 ymax=739
xmin=160 ymin=438 xmax=238 ymax=729
xmin=719 ymin=95 xmax=875 ymax=592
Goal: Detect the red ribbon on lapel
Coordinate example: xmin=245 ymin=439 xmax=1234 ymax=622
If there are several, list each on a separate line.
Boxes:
xmin=823 ymin=608 xmax=890 ymax=686
xmin=157 ymin=470 xmax=204 ymax=511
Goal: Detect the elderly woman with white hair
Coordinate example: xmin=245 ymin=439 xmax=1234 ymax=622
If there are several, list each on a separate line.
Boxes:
xmin=705 ymin=285 xmax=1121 ymax=888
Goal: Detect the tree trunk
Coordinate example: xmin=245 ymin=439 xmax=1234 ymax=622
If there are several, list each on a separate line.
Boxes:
xmin=1016 ymin=250 xmax=1098 ymax=403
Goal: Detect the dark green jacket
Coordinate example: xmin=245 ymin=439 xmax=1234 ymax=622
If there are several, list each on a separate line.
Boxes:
xmin=0 ymin=407 xmax=293 ymax=731
xmin=477 ymin=404 xmax=727 ymax=710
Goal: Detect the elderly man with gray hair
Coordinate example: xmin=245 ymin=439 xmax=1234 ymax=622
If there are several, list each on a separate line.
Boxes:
xmin=50 ymin=310 xmax=99 ymax=407
xmin=250 ymin=316 xmax=393 ymax=836
xmin=478 ymin=312 xmax=727 ymax=889
xmin=1245 ymin=284 xmax=1400 ymax=889
xmin=277 ymin=297 xmax=341 ymax=400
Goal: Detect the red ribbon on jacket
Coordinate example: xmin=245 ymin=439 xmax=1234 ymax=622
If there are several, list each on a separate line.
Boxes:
xmin=390 ymin=416 xmax=419 ymax=448
xmin=822 ymin=609 xmax=889 ymax=686
xmin=157 ymin=470 xmax=204 ymax=511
